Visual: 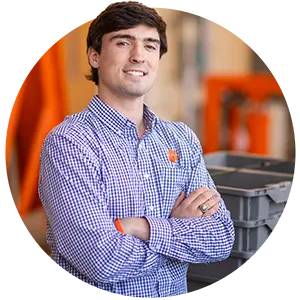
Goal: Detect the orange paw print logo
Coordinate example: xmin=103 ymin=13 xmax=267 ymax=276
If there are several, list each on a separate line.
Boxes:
xmin=168 ymin=149 xmax=179 ymax=163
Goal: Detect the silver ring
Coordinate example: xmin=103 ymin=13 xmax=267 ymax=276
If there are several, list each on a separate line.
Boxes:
xmin=198 ymin=204 xmax=208 ymax=213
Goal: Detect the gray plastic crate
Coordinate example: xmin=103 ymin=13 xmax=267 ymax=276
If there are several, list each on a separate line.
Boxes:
xmin=204 ymin=151 xmax=280 ymax=169
xmin=252 ymin=160 xmax=295 ymax=175
xmin=187 ymin=274 xmax=224 ymax=298
xmin=211 ymin=169 xmax=292 ymax=221
xmin=204 ymin=151 xmax=294 ymax=176
xmin=207 ymin=166 xmax=235 ymax=176
xmin=188 ymin=250 xmax=253 ymax=282
xmin=233 ymin=213 xmax=280 ymax=252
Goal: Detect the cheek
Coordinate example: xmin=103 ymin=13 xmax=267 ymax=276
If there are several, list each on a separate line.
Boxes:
xmin=99 ymin=58 xmax=121 ymax=78
xmin=100 ymin=49 xmax=120 ymax=67
xmin=149 ymin=64 xmax=159 ymax=80
xmin=149 ymin=58 xmax=159 ymax=74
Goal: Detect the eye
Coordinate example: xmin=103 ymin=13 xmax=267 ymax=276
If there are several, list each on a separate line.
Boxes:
xmin=117 ymin=41 xmax=130 ymax=46
xmin=146 ymin=45 xmax=157 ymax=51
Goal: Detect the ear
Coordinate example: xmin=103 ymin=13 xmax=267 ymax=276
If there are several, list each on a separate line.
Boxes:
xmin=87 ymin=47 xmax=100 ymax=68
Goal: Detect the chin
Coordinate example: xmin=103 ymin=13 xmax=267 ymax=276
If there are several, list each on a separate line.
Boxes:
xmin=128 ymin=92 xmax=147 ymax=99
xmin=121 ymin=86 xmax=152 ymax=98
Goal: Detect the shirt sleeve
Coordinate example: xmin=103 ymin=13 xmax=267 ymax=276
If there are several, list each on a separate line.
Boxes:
xmin=145 ymin=125 xmax=235 ymax=264
xmin=38 ymin=132 xmax=166 ymax=284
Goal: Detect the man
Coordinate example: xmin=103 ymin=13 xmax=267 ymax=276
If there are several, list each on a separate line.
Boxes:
xmin=38 ymin=1 xmax=235 ymax=297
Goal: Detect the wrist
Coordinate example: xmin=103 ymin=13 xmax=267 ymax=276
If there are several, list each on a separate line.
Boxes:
xmin=114 ymin=218 xmax=150 ymax=241
xmin=118 ymin=217 xmax=150 ymax=240
xmin=134 ymin=217 xmax=150 ymax=241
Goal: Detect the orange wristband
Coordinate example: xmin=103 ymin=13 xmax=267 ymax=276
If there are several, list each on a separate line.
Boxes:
xmin=114 ymin=218 xmax=124 ymax=233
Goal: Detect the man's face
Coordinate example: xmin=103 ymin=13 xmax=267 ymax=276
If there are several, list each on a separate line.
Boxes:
xmin=91 ymin=25 xmax=161 ymax=99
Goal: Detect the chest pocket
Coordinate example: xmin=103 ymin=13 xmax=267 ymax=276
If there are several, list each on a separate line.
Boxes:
xmin=155 ymin=166 xmax=190 ymax=217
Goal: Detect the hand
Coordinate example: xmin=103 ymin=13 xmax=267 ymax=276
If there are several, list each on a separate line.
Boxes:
xmin=119 ymin=217 xmax=150 ymax=241
xmin=170 ymin=187 xmax=221 ymax=219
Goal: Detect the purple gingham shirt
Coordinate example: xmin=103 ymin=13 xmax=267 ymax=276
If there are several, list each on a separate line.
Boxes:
xmin=38 ymin=95 xmax=235 ymax=297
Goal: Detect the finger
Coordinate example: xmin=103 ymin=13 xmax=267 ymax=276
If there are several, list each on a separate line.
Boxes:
xmin=194 ymin=194 xmax=221 ymax=213
xmin=203 ymin=202 xmax=220 ymax=217
xmin=171 ymin=191 xmax=185 ymax=212
xmin=199 ymin=198 xmax=221 ymax=215
xmin=185 ymin=187 xmax=209 ymax=205
xmin=192 ymin=190 xmax=219 ymax=207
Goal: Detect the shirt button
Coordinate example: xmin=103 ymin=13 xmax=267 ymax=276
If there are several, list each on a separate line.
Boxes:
xmin=149 ymin=205 xmax=154 ymax=211
xmin=144 ymin=173 xmax=150 ymax=179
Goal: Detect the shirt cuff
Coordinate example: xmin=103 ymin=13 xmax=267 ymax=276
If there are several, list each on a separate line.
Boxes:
xmin=212 ymin=199 xmax=232 ymax=221
xmin=145 ymin=217 xmax=172 ymax=255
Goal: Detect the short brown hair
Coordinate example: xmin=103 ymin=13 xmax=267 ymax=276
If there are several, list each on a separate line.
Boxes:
xmin=86 ymin=1 xmax=168 ymax=85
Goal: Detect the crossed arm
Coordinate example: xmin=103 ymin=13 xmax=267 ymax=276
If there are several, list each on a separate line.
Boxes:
xmin=39 ymin=133 xmax=235 ymax=284
xmin=119 ymin=168 xmax=234 ymax=262
xmin=120 ymin=187 xmax=222 ymax=241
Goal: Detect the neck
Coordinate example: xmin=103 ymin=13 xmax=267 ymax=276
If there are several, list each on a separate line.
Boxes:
xmin=97 ymin=89 xmax=145 ymax=136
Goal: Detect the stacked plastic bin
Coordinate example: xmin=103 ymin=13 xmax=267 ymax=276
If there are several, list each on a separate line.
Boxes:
xmin=187 ymin=152 xmax=294 ymax=292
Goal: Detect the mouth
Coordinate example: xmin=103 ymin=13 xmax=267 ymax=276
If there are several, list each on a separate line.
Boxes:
xmin=123 ymin=70 xmax=147 ymax=77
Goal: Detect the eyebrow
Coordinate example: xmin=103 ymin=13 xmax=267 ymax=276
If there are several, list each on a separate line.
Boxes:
xmin=109 ymin=34 xmax=161 ymax=45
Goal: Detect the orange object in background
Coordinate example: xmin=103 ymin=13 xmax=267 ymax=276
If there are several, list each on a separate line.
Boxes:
xmin=202 ymin=75 xmax=283 ymax=156
xmin=246 ymin=104 xmax=270 ymax=155
xmin=228 ymin=106 xmax=240 ymax=151
xmin=204 ymin=77 xmax=223 ymax=154
xmin=6 ymin=39 xmax=68 ymax=218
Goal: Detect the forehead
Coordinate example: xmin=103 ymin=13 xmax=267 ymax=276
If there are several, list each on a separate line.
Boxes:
xmin=105 ymin=24 xmax=160 ymax=41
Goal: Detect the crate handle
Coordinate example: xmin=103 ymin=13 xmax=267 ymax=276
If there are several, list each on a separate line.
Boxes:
xmin=265 ymin=181 xmax=292 ymax=204
xmin=265 ymin=217 xmax=280 ymax=231
xmin=265 ymin=181 xmax=291 ymax=189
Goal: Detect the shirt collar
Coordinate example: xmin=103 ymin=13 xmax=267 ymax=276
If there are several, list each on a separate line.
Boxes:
xmin=88 ymin=95 xmax=158 ymax=136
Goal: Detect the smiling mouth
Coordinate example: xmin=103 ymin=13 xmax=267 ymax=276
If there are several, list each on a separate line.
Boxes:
xmin=123 ymin=70 xmax=147 ymax=77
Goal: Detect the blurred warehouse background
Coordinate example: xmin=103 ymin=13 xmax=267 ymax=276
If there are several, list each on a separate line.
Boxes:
xmin=5 ymin=8 xmax=295 ymax=285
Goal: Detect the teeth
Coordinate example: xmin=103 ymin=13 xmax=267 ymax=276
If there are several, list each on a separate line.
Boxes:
xmin=126 ymin=71 xmax=144 ymax=77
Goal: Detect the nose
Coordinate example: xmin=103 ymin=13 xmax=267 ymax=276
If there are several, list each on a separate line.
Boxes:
xmin=129 ymin=44 xmax=145 ymax=64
